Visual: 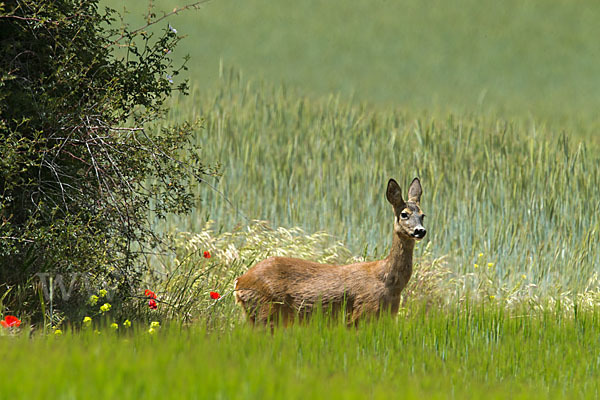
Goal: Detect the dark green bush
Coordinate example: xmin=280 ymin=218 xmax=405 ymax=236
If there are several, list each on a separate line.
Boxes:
xmin=0 ymin=0 xmax=214 ymax=323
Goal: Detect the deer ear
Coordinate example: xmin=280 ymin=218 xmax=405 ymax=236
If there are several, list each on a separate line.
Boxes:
xmin=386 ymin=179 xmax=405 ymax=208
xmin=407 ymin=178 xmax=422 ymax=203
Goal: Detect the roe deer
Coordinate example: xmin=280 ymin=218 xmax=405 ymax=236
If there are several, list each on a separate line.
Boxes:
xmin=234 ymin=178 xmax=426 ymax=326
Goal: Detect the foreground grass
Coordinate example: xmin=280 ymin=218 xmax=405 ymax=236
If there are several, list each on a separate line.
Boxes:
xmin=3 ymin=305 xmax=599 ymax=399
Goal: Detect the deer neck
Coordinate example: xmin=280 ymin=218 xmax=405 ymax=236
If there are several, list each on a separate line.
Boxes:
xmin=381 ymin=232 xmax=415 ymax=290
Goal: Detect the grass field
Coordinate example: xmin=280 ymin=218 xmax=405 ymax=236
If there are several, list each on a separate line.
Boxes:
xmin=3 ymin=305 xmax=600 ymax=399
xmin=5 ymin=0 xmax=600 ymax=398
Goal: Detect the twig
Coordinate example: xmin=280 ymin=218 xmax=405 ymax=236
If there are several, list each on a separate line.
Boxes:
xmin=0 ymin=236 xmax=35 ymax=243
xmin=107 ymin=0 xmax=212 ymax=47
xmin=0 ymin=15 xmax=50 ymax=23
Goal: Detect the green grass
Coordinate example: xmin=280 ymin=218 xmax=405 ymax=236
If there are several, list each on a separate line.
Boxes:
xmin=3 ymin=305 xmax=600 ymax=399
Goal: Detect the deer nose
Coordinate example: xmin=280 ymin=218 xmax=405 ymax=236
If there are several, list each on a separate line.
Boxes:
xmin=413 ymin=227 xmax=427 ymax=238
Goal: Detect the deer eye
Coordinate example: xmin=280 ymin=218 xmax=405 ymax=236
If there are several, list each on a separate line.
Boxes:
xmin=400 ymin=212 xmax=409 ymax=220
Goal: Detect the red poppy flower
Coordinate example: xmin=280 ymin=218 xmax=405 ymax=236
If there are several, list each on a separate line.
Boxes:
xmin=144 ymin=289 xmax=157 ymax=299
xmin=148 ymin=299 xmax=158 ymax=309
xmin=0 ymin=315 xmax=21 ymax=328
xmin=209 ymin=291 xmax=220 ymax=300
xmin=203 ymin=251 xmax=211 ymax=259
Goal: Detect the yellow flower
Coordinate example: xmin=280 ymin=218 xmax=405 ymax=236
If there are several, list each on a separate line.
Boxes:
xmin=99 ymin=303 xmax=112 ymax=313
xmin=54 ymin=329 xmax=63 ymax=336
xmin=148 ymin=327 xmax=156 ymax=335
xmin=487 ymin=262 xmax=494 ymax=268
xmin=123 ymin=319 xmax=131 ymax=328
xmin=474 ymin=264 xmax=479 ymax=269
xmin=489 ymin=295 xmax=495 ymax=300
xmin=89 ymin=295 xmax=99 ymax=306
xmin=478 ymin=252 xmax=484 ymax=258
xmin=521 ymin=274 xmax=527 ymax=280
xmin=83 ymin=316 xmax=92 ymax=325
xmin=150 ymin=321 xmax=160 ymax=329
xmin=98 ymin=289 xmax=108 ymax=297
xmin=110 ymin=323 xmax=119 ymax=330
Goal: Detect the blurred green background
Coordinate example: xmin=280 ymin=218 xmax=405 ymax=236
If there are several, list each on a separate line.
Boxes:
xmin=105 ymin=0 xmax=600 ymax=133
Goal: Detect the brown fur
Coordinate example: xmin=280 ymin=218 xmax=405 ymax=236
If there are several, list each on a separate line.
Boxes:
xmin=234 ymin=178 xmax=426 ymax=326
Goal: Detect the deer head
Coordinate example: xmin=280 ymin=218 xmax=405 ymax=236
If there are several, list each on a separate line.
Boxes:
xmin=386 ymin=178 xmax=426 ymax=240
